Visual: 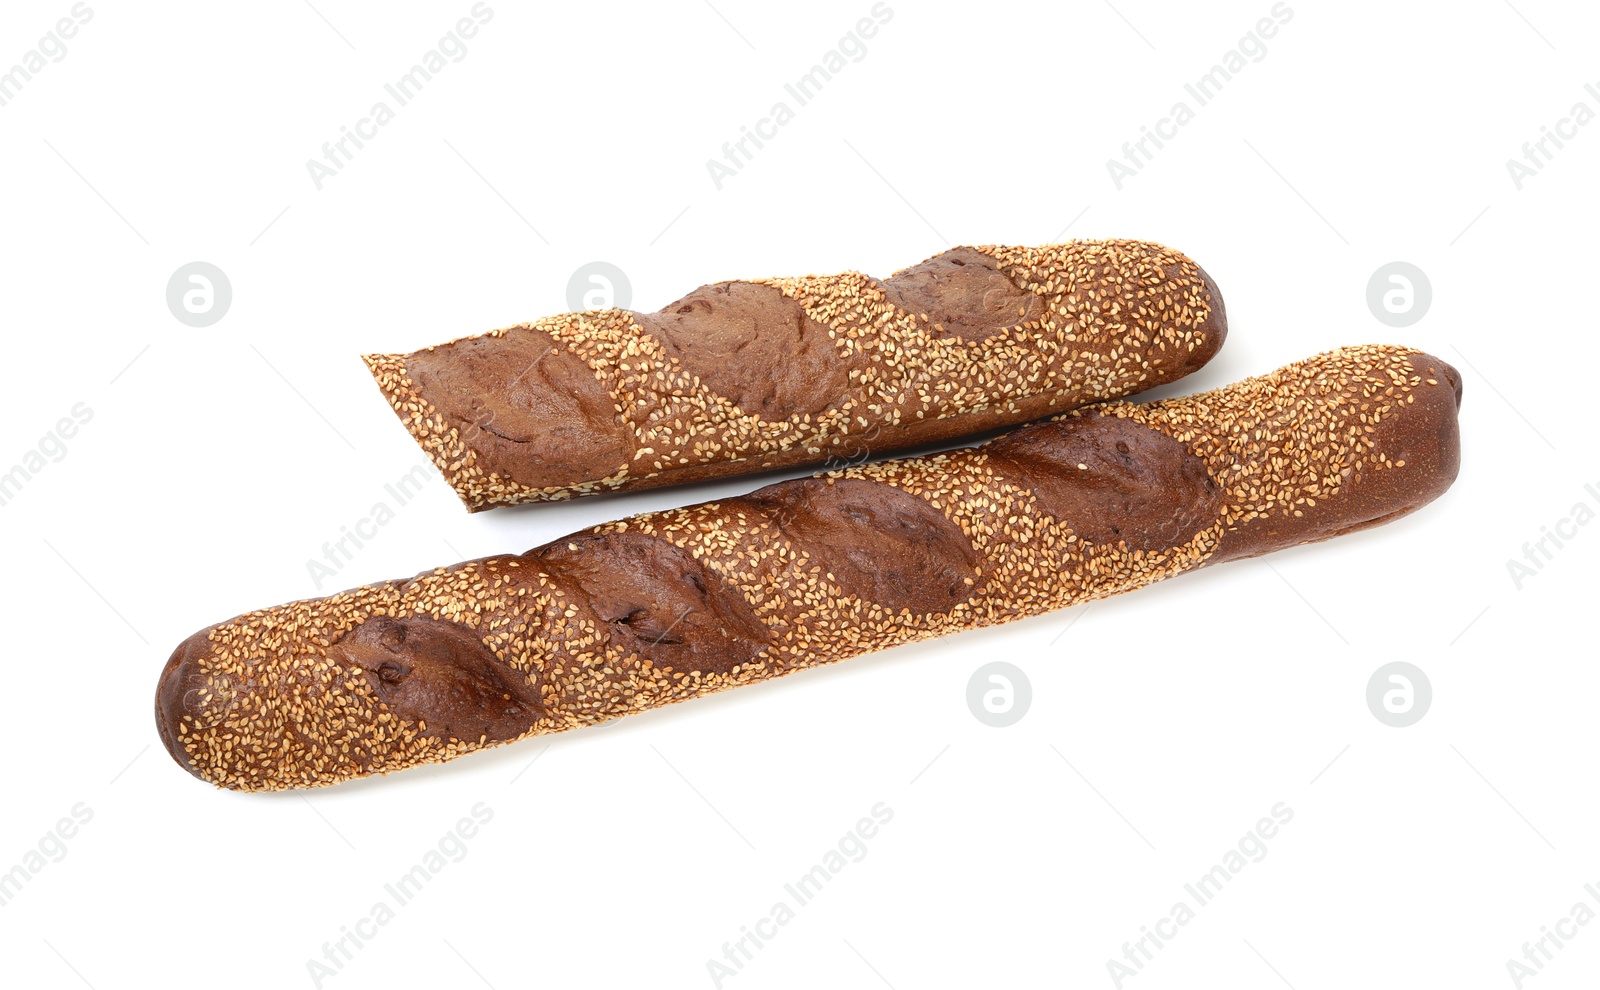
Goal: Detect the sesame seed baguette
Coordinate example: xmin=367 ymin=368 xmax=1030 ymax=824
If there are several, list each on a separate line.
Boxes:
xmin=364 ymin=240 xmax=1225 ymax=510
xmin=158 ymin=345 xmax=1460 ymax=792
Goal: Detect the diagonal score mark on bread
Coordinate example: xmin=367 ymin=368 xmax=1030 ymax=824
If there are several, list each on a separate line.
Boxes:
xmin=362 ymin=239 xmax=1225 ymax=510
xmin=159 ymin=345 xmax=1460 ymax=792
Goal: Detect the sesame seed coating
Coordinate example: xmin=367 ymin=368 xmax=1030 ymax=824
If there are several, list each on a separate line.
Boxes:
xmin=157 ymin=345 xmax=1460 ymax=791
xmin=363 ymin=240 xmax=1224 ymax=510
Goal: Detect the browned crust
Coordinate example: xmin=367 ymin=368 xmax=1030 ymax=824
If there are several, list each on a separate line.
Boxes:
xmin=159 ymin=346 xmax=1457 ymax=791
xmin=363 ymin=240 xmax=1225 ymax=510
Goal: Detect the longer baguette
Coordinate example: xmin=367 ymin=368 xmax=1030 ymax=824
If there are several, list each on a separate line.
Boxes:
xmin=158 ymin=345 xmax=1461 ymax=791
xmin=364 ymin=240 xmax=1225 ymax=509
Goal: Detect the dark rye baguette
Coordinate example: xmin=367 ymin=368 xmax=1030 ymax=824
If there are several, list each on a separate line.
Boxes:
xmin=363 ymin=240 xmax=1225 ymax=510
xmin=157 ymin=345 xmax=1460 ymax=791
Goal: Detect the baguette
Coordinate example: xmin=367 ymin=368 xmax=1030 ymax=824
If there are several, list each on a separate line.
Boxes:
xmin=364 ymin=240 xmax=1224 ymax=509
xmin=158 ymin=345 xmax=1460 ymax=791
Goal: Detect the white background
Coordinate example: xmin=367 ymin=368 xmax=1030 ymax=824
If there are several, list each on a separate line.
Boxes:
xmin=1 ymin=1 xmax=1596 ymax=987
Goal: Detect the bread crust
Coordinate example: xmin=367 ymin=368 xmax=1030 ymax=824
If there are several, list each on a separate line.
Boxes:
xmin=364 ymin=240 xmax=1225 ymax=510
xmin=159 ymin=345 xmax=1459 ymax=791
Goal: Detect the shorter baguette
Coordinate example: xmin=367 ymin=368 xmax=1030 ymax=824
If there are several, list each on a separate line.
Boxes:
xmin=158 ymin=345 xmax=1461 ymax=791
xmin=364 ymin=240 xmax=1225 ymax=509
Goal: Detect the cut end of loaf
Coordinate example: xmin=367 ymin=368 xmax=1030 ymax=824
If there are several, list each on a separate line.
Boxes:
xmin=361 ymin=350 xmax=472 ymax=511
xmin=361 ymin=346 xmax=614 ymax=512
